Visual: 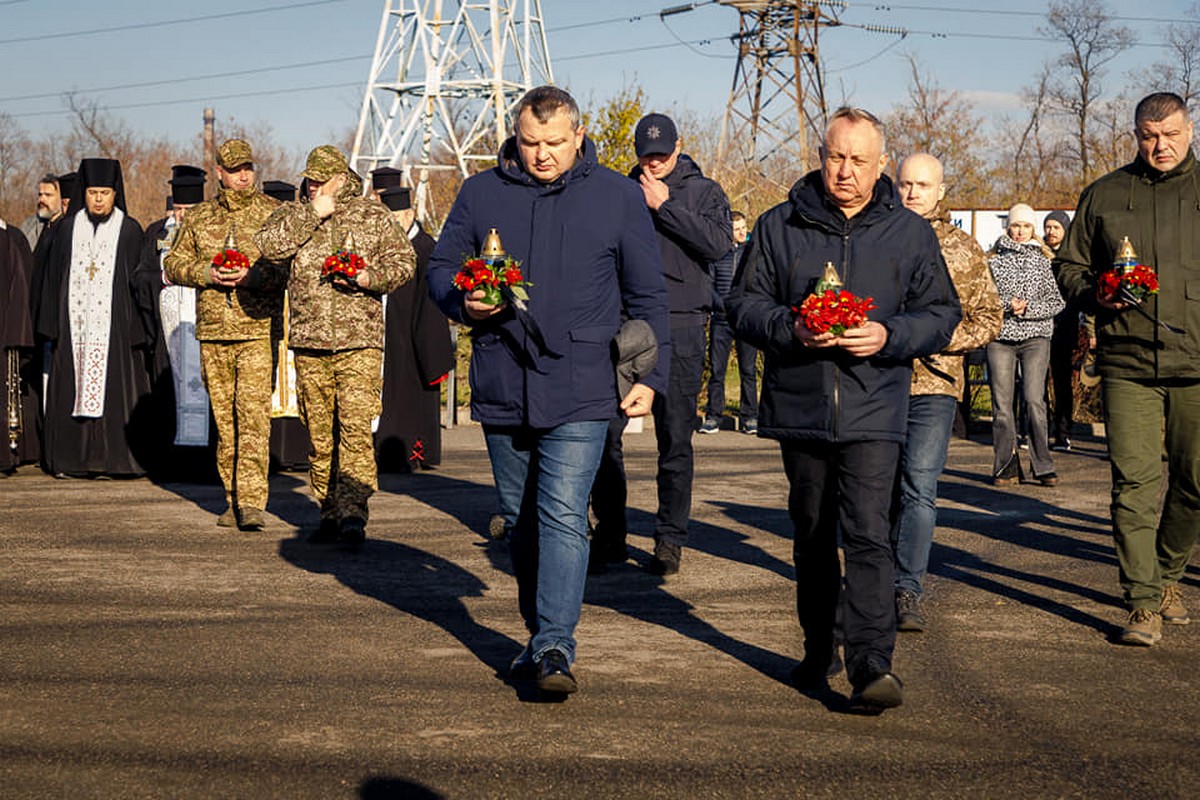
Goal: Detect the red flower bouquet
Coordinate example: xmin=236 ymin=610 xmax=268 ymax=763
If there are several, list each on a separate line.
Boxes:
xmin=322 ymin=250 xmax=366 ymax=283
xmin=793 ymin=262 xmax=876 ymax=336
xmin=453 ymin=228 xmax=532 ymax=306
xmin=1099 ymin=263 xmax=1158 ymax=303
xmin=795 ymin=290 xmax=878 ymax=336
xmin=212 ymin=248 xmax=250 ymax=273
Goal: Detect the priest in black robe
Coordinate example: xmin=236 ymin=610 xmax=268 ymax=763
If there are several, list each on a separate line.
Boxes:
xmin=37 ymin=158 xmax=149 ymax=478
xmin=2 ymin=218 xmax=39 ymax=472
xmin=374 ymin=185 xmax=454 ymax=472
xmin=131 ymin=166 xmax=217 ymax=482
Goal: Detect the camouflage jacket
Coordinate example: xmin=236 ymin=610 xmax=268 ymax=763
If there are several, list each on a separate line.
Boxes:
xmin=912 ymin=212 xmax=1003 ymax=398
xmin=162 ymin=187 xmax=285 ymax=341
xmin=254 ymin=171 xmax=414 ymax=351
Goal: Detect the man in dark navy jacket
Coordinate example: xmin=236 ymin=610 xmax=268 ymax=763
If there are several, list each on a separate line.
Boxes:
xmin=428 ymin=86 xmax=670 ymax=697
xmin=727 ymin=107 xmax=960 ymax=714
xmin=591 ymin=113 xmax=732 ymax=577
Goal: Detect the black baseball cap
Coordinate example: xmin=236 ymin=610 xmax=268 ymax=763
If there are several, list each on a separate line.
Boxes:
xmin=634 ymin=113 xmax=678 ymax=158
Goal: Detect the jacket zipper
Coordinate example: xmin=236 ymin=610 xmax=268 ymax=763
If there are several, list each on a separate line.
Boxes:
xmin=831 ymin=230 xmax=851 ymax=440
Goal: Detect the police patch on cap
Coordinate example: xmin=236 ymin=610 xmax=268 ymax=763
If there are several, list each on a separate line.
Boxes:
xmin=634 ymin=113 xmax=678 ymax=158
xmin=302 ymin=145 xmax=349 ymax=183
xmin=217 ymin=139 xmax=254 ymax=169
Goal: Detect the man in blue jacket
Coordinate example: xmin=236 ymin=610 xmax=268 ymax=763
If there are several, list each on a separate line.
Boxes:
xmin=428 ymin=86 xmax=670 ymax=696
xmin=590 ymin=113 xmax=732 ymax=577
xmin=727 ymin=107 xmax=960 ymax=714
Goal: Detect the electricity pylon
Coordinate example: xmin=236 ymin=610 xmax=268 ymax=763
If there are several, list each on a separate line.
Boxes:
xmin=716 ymin=1 xmax=845 ymax=174
xmin=350 ymin=0 xmax=554 ymax=216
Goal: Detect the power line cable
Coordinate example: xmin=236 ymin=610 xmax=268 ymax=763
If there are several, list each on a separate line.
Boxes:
xmin=0 ymin=0 xmax=344 ymax=47
xmin=7 ymin=81 xmax=360 ymax=120
xmin=0 ymin=55 xmax=371 ymax=104
xmin=869 ymin=4 xmax=1198 ymax=26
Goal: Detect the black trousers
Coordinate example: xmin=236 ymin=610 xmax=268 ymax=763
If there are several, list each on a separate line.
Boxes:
xmin=780 ymin=438 xmax=901 ymax=685
xmin=652 ymin=324 xmax=706 ymax=548
xmin=590 ymin=415 xmax=629 ymax=542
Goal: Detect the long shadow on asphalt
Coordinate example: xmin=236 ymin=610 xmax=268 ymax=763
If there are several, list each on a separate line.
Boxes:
xmin=378 ymin=469 xmax=500 ymax=540
xmin=583 ymin=560 xmax=801 ymax=692
xmin=278 ymin=534 xmax=523 ymax=687
xmin=928 ymin=475 xmax=1121 ymax=632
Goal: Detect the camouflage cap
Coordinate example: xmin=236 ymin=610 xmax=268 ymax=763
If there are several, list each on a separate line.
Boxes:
xmin=217 ymin=139 xmax=254 ymax=169
xmin=302 ymin=145 xmax=349 ymax=182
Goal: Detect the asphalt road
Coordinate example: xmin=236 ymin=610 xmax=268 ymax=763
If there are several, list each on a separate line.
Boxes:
xmin=1 ymin=423 xmax=1196 ymax=799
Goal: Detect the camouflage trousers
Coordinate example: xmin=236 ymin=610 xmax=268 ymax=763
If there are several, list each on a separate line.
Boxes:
xmin=294 ymin=347 xmax=382 ymax=523
xmin=200 ymin=338 xmax=273 ymax=513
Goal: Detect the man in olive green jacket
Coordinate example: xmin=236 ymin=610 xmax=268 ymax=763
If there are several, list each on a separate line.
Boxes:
xmin=1056 ymin=92 xmax=1199 ymax=646
xmin=163 ymin=139 xmax=285 ymax=531
xmin=256 ymin=145 xmax=415 ymax=548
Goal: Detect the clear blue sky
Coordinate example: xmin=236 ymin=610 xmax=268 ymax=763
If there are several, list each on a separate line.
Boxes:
xmin=0 ymin=0 xmax=1194 ymax=159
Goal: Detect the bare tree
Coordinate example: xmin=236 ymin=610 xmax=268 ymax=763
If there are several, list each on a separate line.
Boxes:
xmin=1128 ymin=3 xmax=1200 ymax=107
xmin=1041 ymin=0 xmax=1134 ymax=184
xmin=883 ymin=54 xmax=994 ymax=207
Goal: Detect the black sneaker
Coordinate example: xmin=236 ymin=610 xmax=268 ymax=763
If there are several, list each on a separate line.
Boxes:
xmin=648 ymin=542 xmax=681 ymax=576
xmin=896 ymin=590 xmax=926 ymax=632
xmin=1051 ymin=435 xmax=1072 ymax=452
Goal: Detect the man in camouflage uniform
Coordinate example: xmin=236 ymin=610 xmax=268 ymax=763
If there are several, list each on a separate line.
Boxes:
xmin=256 ymin=145 xmax=415 ymax=548
xmin=892 ymin=153 xmax=1003 ymax=630
xmin=163 ymin=139 xmax=285 ymax=531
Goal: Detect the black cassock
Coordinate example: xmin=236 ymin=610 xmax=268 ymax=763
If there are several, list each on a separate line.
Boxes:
xmin=1 ymin=223 xmax=40 ymax=471
xmin=376 ymin=223 xmax=455 ymax=472
xmin=130 ymin=217 xmax=218 ymax=482
xmin=37 ymin=213 xmax=151 ymax=477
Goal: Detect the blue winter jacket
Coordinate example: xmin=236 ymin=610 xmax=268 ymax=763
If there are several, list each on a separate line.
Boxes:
xmin=726 ymin=171 xmax=961 ymax=443
xmin=428 ymin=136 xmax=671 ymax=429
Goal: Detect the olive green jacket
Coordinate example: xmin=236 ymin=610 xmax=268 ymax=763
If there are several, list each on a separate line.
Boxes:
xmin=162 ymin=187 xmax=284 ymax=341
xmin=255 ymin=172 xmax=415 ymax=351
xmin=1056 ymin=151 xmax=1200 ymax=379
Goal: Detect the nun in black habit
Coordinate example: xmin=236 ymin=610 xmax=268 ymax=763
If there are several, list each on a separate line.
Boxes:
xmin=37 ymin=157 xmax=149 ymax=477
xmin=374 ymin=184 xmax=454 ymax=472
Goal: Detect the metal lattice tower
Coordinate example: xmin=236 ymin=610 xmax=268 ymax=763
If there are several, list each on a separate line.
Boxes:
xmin=716 ymin=1 xmax=844 ymax=173
xmin=350 ymin=0 xmax=553 ymax=215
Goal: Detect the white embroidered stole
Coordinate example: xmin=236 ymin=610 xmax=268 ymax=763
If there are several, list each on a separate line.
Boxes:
xmin=67 ymin=209 xmax=123 ymax=418
xmin=158 ymin=219 xmax=210 ymax=445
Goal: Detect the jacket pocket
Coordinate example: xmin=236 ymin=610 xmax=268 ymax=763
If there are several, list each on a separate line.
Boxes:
xmin=469 ymin=331 xmax=522 ymax=414
xmin=569 ymin=325 xmax=618 ymax=404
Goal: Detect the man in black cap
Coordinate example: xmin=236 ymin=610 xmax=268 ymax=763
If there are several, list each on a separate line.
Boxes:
xmin=132 ymin=165 xmax=216 ymax=481
xmin=590 ymin=112 xmax=732 ymax=576
xmin=375 ymin=184 xmax=454 ymax=472
xmin=37 ymin=157 xmax=149 ymax=477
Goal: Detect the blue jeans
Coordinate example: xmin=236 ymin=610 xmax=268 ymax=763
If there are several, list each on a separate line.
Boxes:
xmin=484 ymin=421 xmax=608 ymax=664
xmin=892 ymin=394 xmax=957 ymax=596
xmin=987 ymin=338 xmax=1054 ymax=477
